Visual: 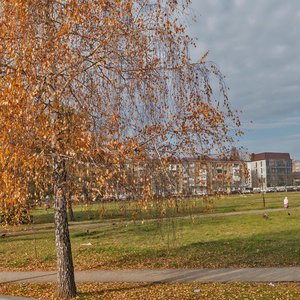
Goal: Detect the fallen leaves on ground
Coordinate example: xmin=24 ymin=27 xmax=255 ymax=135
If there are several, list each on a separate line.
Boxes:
xmin=0 ymin=282 xmax=300 ymax=300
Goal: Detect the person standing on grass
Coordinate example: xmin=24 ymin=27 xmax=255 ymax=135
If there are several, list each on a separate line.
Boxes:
xmin=284 ymin=196 xmax=289 ymax=209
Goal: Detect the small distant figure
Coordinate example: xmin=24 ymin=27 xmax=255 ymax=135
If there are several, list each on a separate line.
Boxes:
xmin=284 ymin=196 xmax=289 ymax=209
xmin=263 ymin=213 xmax=269 ymax=219
xmin=44 ymin=195 xmax=50 ymax=211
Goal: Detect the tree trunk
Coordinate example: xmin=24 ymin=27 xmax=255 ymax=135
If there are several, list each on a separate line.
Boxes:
xmin=67 ymin=192 xmax=75 ymax=222
xmin=82 ymin=184 xmax=90 ymax=203
xmin=54 ymin=156 xmax=77 ymax=299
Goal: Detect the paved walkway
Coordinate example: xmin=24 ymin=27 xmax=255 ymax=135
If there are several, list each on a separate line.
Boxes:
xmin=2 ymin=268 xmax=300 ymax=284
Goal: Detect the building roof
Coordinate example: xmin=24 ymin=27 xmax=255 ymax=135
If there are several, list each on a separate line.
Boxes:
xmin=251 ymin=152 xmax=291 ymax=161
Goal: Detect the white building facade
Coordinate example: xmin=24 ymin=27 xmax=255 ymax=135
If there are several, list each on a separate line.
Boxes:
xmin=247 ymin=152 xmax=292 ymax=189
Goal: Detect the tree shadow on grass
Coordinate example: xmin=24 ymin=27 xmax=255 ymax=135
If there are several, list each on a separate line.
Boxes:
xmin=101 ymin=227 xmax=300 ymax=269
xmin=0 ymin=234 xmax=52 ymax=242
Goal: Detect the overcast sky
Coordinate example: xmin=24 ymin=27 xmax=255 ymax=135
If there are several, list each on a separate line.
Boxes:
xmin=188 ymin=0 xmax=300 ymax=160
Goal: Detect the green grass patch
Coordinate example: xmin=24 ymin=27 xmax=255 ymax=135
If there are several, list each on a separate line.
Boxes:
xmin=30 ymin=191 xmax=300 ymax=225
xmin=1 ymin=209 xmax=300 ymax=271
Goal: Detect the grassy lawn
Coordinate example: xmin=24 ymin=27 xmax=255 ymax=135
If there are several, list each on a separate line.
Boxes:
xmin=31 ymin=191 xmax=300 ymax=225
xmin=1 ymin=282 xmax=300 ymax=299
xmin=1 ymin=209 xmax=300 ymax=271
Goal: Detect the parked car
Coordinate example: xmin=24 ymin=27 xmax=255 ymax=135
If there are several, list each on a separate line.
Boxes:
xmin=276 ymin=186 xmax=286 ymax=192
xmin=286 ymin=186 xmax=297 ymax=192
xmin=241 ymin=189 xmax=252 ymax=194
xmin=266 ymin=187 xmax=277 ymax=193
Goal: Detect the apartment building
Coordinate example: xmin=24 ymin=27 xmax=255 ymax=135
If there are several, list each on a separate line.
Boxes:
xmin=292 ymin=160 xmax=300 ymax=172
xmin=247 ymin=152 xmax=292 ymax=189
xmin=210 ymin=159 xmax=245 ymax=193
xmin=180 ymin=158 xmax=209 ymax=196
xmin=292 ymin=160 xmax=300 ymax=186
xmin=105 ymin=155 xmax=247 ymax=199
xmin=151 ymin=156 xmax=245 ymax=197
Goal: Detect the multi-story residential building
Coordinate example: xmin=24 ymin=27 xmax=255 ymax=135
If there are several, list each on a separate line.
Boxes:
xmin=209 ymin=158 xmax=246 ymax=193
xmin=292 ymin=160 xmax=300 ymax=186
xmin=248 ymin=152 xmax=292 ymax=189
xmin=107 ymin=154 xmax=247 ymax=199
xmin=292 ymin=160 xmax=300 ymax=172
xmin=150 ymin=156 xmax=245 ymax=197
xmin=245 ymin=161 xmax=252 ymax=188
xmin=181 ymin=158 xmax=209 ymax=196
xmin=86 ymin=151 xmax=296 ymax=200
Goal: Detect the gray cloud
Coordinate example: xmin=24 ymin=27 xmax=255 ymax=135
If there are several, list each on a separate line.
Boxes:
xmin=188 ymin=0 xmax=300 ymax=158
xmin=244 ymin=115 xmax=300 ymax=130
